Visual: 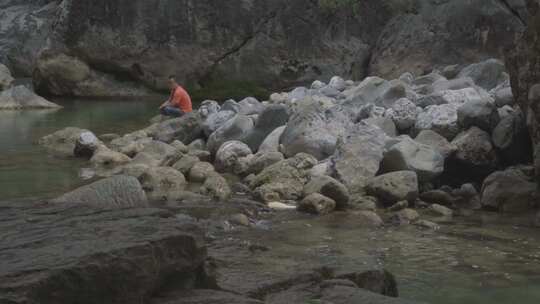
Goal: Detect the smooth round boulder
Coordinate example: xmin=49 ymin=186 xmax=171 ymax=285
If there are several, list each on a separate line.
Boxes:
xmin=298 ymin=193 xmax=336 ymax=215
xmin=74 ymin=131 xmax=100 ymax=159
xmin=189 ymin=162 xmax=216 ymax=183
xmin=366 ymin=171 xmax=419 ymax=205
xmin=214 ymin=141 xmax=252 ymax=173
xmin=481 ymin=168 xmax=537 ymax=213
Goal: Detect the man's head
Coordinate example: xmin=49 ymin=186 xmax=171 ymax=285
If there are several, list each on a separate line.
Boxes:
xmin=167 ymin=75 xmax=178 ymax=90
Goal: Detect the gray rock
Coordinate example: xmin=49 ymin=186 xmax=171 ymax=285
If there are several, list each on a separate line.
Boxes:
xmin=481 ymin=168 xmax=537 ymax=213
xmin=198 ymin=99 xmax=220 ymax=118
xmin=207 ymin=114 xmax=255 ymax=154
xmin=420 ymin=190 xmax=455 ymax=207
xmin=54 ymin=175 xmax=148 ymax=208
xmin=415 ymin=103 xmax=461 ymax=140
xmin=172 ymin=155 xmax=200 ymax=175
xmin=366 ymin=171 xmax=419 ymax=205
xmin=0 ymin=63 xmax=14 ymax=90
xmin=0 ymin=200 xmax=205 ymax=304
xmin=281 ymin=98 xmax=352 ymax=160
xmin=90 ymin=145 xmax=131 ymax=169
xmin=385 ymin=98 xmax=419 ymax=131
xmin=389 ymin=208 xmax=420 ymax=225
xmin=200 ymin=172 xmax=232 ymax=201
xmin=382 ymin=137 xmax=444 ymax=183
xmin=311 ymin=80 xmax=326 ymax=90
xmin=214 ymin=141 xmax=252 ymax=173
xmin=238 ymin=97 xmax=265 ymax=115
xmin=303 ymin=175 xmax=350 ymax=209
xmin=329 ymin=76 xmax=346 ymax=91
xmin=73 ymin=131 xmax=100 ymax=159
xmin=492 ymin=86 xmax=514 ymax=107
xmin=151 ymin=289 xmax=262 ymax=304
xmin=139 ymin=167 xmax=187 ymax=201
xmin=189 ymin=162 xmax=216 ymax=183
xmin=415 ymin=130 xmax=457 ymax=158
xmin=202 ymin=110 xmax=236 ymax=137
xmin=298 ymin=193 xmax=336 ymax=215
xmin=451 ymin=127 xmax=499 ymax=174
xmin=258 ymin=126 xmax=286 ymax=153
xmin=188 ymin=138 xmax=207 ymax=151
xmin=388 ymin=200 xmax=408 ymax=212
xmin=139 ymin=140 xmax=176 ymax=163
xmin=244 ymin=104 xmax=289 ymax=151
xmin=153 ymin=112 xmax=204 ymax=144
xmin=0 ymin=85 xmax=61 ymax=109
xmin=244 ymin=151 xmax=284 ymax=176
xmin=492 ymin=111 xmax=532 ymax=165
xmin=331 ymin=123 xmax=387 ymax=194
xmin=457 ymin=98 xmax=500 ymax=131
xmin=364 ymin=116 xmax=397 ymax=137
xmin=457 ymin=59 xmax=507 ymax=91
xmin=428 ymin=203 xmax=453 ymax=217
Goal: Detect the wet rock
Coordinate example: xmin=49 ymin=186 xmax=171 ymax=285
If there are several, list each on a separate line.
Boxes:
xmin=98 ymin=133 xmax=120 ymax=142
xmin=202 ymin=110 xmax=236 ymax=137
xmin=200 ymin=172 xmax=232 ymax=201
xmin=188 ymin=139 xmax=207 ymax=151
xmin=139 ymin=167 xmax=187 ymax=201
xmin=73 ymin=131 xmax=100 ymax=159
xmin=382 ymin=137 xmax=444 ymax=183
xmin=258 ymin=125 xmax=285 ymax=153
xmin=109 ymin=132 xmax=151 ymax=155
xmin=172 ymin=155 xmax=200 ymax=175
xmin=481 ymin=168 xmax=537 ymax=213
xmin=0 ymin=85 xmax=61 ymax=109
xmin=207 ymin=114 xmax=255 ymax=154
xmin=0 ymin=200 xmax=205 ymax=304
xmin=388 ymin=200 xmax=408 ymax=212
xmin=39 ymin=127 xmax=88 ymax=157
xmin=139 ymin=140 xmax=176 ymax=163
xmin=298 ymin=193 xmax=336 ymax=215
xmin=414 ymin=219 xmax=440 ymax=230
xmin=449 ymin=127 xmax=499 ymax=179
xmin=331 ymin=123 xmax=387 ymax=194
xmin=415 ymin=103 xmax=461 ymax=140
xmin=428 ymin=204 xmax=453 ymax=217
xmin=366 ymin=171 xmax=419 ymax=205
xmin=267 ymin=201 xmax=297 ymax=211
xmin=214 ymin=141 xmax=252 ymax=173
xmin=457 ymin=98 xmax=500 ymax=132
xmin=53 ymin=175 xmax=148 ymax=208
xmin=243 ymin=151 xmax=284 ymax=176
xmin=492 ymin=110 xmax=532 ymax=165
xmin=303 ymin=175 xmax=350 ymax=209
xmin=329 ymin=76 xmax=347 ymax=91
xmin=385 ymin=98 xmax=419 ymax=131
xmin=350 ymin=196 xmax=378 ymax=211
xmin=414 ymin=130 xmax=457 ymax=158
xmin=420 ymin=190 xmax=455 ymax=207
xmin=281 ymin=97 xmax=352 ymax=160
xmin=251 ymin=153 xmax=317 ymax=202
xmin=130 ymin=152 xmax=162 ymax=168
xmin=189 ymin=162 xmax=216 ymax=183
xmin=153 ymin=112 xmax=204 ymax=144
xmin=0 ymin=63 xmax=14 ymax=90
xmin=456 ymin=59 xmax=506 ymax=91
xmin=355 ymin=210 xmax=384 ymax=227
xmin=389 ymin=208 xmax=420 ymax=225
xmin=244 ymin=104 xmax=289 ymax=151
xmin=90 ymin=145 xmax=131 ymax=168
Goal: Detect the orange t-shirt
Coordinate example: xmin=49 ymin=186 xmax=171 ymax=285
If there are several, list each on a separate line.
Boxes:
xmin=170 ymin=85 xmax=193 ymax=113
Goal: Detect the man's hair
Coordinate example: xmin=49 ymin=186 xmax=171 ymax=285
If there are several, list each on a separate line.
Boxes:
xmin=168 ymin=75 xmax=176 ymax=81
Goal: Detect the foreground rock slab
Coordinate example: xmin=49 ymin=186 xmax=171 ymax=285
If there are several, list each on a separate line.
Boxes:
xmin=0 ymin=200 xmax=206 ymax=304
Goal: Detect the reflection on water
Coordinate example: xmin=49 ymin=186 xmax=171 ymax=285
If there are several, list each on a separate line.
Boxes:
xmin=0 ymin=98 xmax=160 ymax=200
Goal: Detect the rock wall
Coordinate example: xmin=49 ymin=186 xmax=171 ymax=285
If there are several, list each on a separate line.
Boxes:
xmin=0 ymin=0 xmax=528 ymax=97
xmin=507 ymin=0 xmax=540 ymax=185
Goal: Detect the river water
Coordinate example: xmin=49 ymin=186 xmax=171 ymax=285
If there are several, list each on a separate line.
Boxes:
xmin=0 ymin=100 xmax=539 ymax=304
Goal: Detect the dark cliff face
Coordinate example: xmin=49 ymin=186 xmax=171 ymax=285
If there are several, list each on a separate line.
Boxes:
xmin=507 ymin=0 xmax=540 ymax=185
xmin=0 ymin=0 xmax=528 ymax=97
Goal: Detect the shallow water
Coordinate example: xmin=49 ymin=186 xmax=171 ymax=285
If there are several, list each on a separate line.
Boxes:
xmin=1 ymin=99 xmax=539 ymax=304
xmin=0 ymin=98 xmax=160 ymax=200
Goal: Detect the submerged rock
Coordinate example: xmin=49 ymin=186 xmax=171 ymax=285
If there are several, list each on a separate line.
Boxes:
xmin=39 ymin=127 xmax=89 ymax=157
xmin=139 ymin=167 xmax=186 ymax=201
xmin=366 ymin=171 xmax=419 ymax=205
xmin=0 ymin=85 xmax=61 ymax=110
xmin=73 ymin=131 xmax=100 ymax=159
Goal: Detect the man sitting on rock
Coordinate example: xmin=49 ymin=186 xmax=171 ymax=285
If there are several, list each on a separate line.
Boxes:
xmin=159 ymin=75 xmax=193 ymax=117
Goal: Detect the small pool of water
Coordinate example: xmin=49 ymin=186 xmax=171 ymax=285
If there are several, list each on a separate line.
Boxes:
xmin=0 ymin=98 xmax=161 ymax=200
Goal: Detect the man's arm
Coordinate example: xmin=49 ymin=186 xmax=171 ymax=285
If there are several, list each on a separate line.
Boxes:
xmin=159 ymin=99 xmax=170 ymax=109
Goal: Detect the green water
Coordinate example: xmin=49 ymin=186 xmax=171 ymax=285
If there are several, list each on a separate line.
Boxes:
xmin=1 ymin=99 xmax=539 ymax=304
xmin=0 ymin=98 xmax=160 ymax=200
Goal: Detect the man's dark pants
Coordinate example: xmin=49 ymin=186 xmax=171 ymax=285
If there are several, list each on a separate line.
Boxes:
xmin=160 ymin=106 xmax=184 ymax=117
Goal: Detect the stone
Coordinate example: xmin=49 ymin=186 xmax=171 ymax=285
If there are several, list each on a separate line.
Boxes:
xmin=139 ymin=140 xmax=176 ymax=163
xmin=200 ymin=172 xmax=232 ymax=201
xmin=492 ymin=86 xmax=514 ymax=107
xmin=298 ymin=193 xmax=336 ymax=215
xmin=311 ymin=80 xmax=326 ymax=90
xmin=0 ymin=199 xmax=205 ymax=304
xmin=331 ymin=123 xmax=387 ymax=194
xmin=73 ymin=131 xmax=100 ymax=159
xmin=381 ymin=137 xmax=444 ymax=183
xmin=172 ymin=155 xmax=200 ymax=175
xmin=351 ymin=196 xmax=378 ymax=211
xmin=258 ymin=126 xmax=286 ymax=153
xmin=39 ymin=127 xmax=88 ymax=157
xmin=364 ymin=116 xmax=397 ymax=137
xmin=243 ymin=104 xmax=289 ymax=151
xmin=492 ymin=111 xmax=532 ymax=165
xmin=415 ymin=130 xmax=457 ymax=158
xmin=420 ymin=190 xmax=455 ymax=207
xmin=450 ymin=127 xmax=499 ymax=177
xmin=0 ymin=63 xmax=14 ymax=90
xmin=153 ymin=112 xmax=203 ymax=144
xmin=303 ymin=175 xmax=350 ymax=209
xmin=198 ymin=99 xmax=220 ymax=118
xmin=0 ymin=85 xmax=61 ymax=109
xmin=238 ymin=97 xmax=265 ymax=115
xmin=139 ymin=167 xmax=187 ymax=201
xmin=214 ymin=141 xmax=252 ymax=173
xmin=414 ymin=220 xmax=440 ymax=230
xmin=415 ymin=103 xmax=461 ymax=140
xmin=188 ymin=139 xmax=207 ymax=151
xmin=456 ymin=59 xmax=507 ymax=91
xmin=281 ymin=98 xmax=352 ymax=160
xmin=98 ymin=133 xmax=120 ymax=142
xmin=90 ymin=145 xmax=131 ymax=169
xmin=245 ymin=151 xmax=284 ymax=176
xmin=53 ymin=175 xmax=148 ymax=208
xmin=267 ymin=201 xmax=297 ymax=211
xmin=389 ymin=208 xmax=420 ymax=225
xmin=428 ymin=204 xmax=454 ymax=217
xmin=366 ymin=171 xmax=419 ymax=205
xmin=457 ymin=98 xmax=500 ymax=131
xmin=251 ymin=153 xmax=317 ymax=202
xmin=207 ymin=114 xmax=255 ymax=154
xmin=329 ymin=76 xmax=346 ymax=91
xmin=387 ymin=200 xmax=408 ymax=212
xmin=202 ymin=110 xmax=236 ymax=137
xmin=385 ymin=98 xmax=419 ymax=131
xmin=481 ymin=168 xmax=537 ymax=213
xmin=189 ymin=162 xmax=216 ymax=183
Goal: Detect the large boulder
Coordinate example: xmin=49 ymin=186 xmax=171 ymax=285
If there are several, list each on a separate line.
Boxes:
xmin=492 ymin=110 xmax=533 ymax=165
xmin=0 ymin=85 xmax=61 ymax=110
xmin=207 ymin=114 xmax=255 ymax=154
xmin=244 ymin=104 xmax=289 ymax=151
xmin=331 ymin=123 xmax=387 ymax=194
xmin=415 ymin=103 xmax=461 ymax=140
xmin=415 ymin=130 xmax=457 ymax=158
xmin=199 ymin=172 xmax=232 ymax=201
xmin=73 ymin=131 xmax=101 ymax=159
xmin=258 ymin=126 xmax=286 ymax=153
xmin=39 ymin=127 xmax=89 ymax=157
xmin=457 ymin=98 xmax=500 ymax=131
xmin=481 ymin=168 xmax=538 ymax=213
xmin=214 ymin=141 xmax=252 ymax=173
xmin=281 ymin=98 xmax=352 ymax=160
xmin=250 ymin=153 xmax=317 ymax=202
xmin=298 ymin=193 xmax=336 ymax=215
xmin=366 ymin=171 xmax=419 ymax=205
xmin=202 ymin=110 xmax=236 ymax=137
xmin=449 ymin=127 xmax=499 ymax=180
xmin=456 ymin=59 xmax=507 ymax=91
xmin=303 ymin=175 xmax=350 ymax=209
xmin=0 ymin=63 xmax=14 ymax=90
xmin=153 ymin=112 xmax=204 ymax=144
xmin=139 ymin=167 xmax=187 ymax=201
xmin=0 ymin=200 xmax=205 ymax=304
xmin=381 ymin=137 xmax=445 ymax=183
xmin=53 ymin=175 xmax=148 ymax=208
